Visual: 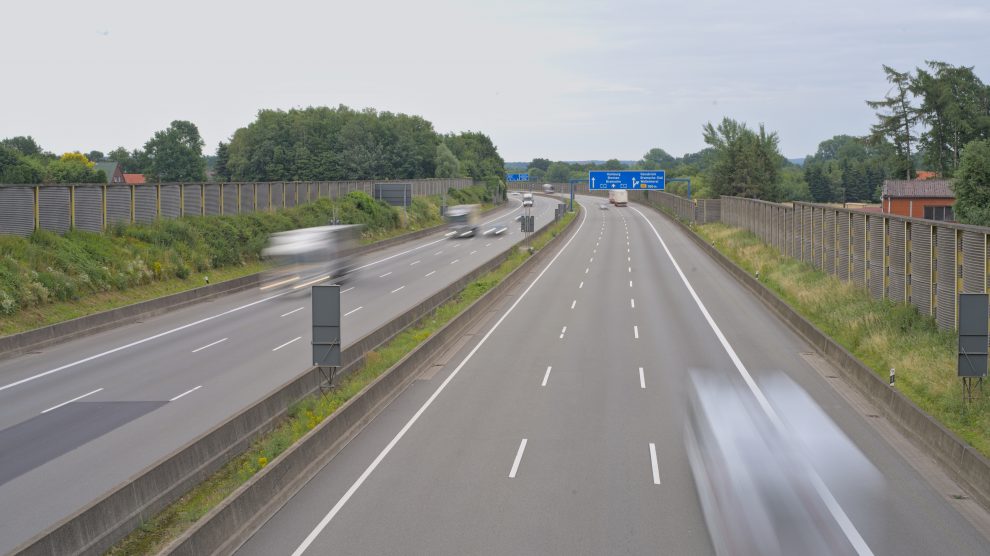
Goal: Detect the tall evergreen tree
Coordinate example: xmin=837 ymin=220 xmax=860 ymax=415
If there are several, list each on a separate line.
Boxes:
xmin=866 ymin=65 xmax=918 ymax=179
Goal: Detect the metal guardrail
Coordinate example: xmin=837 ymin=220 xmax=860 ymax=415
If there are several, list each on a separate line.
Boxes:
xmin=0 ymin=179 xmax=473 ymax=236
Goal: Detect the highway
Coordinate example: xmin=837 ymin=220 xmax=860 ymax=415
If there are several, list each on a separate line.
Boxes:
xmin=0 ymin=196 xmax=561 ymax=552
xmin=235 ymin=195 xmax=990 ymax=555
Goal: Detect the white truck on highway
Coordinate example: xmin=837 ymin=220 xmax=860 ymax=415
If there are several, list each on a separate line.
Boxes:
xmin=609 ymin=190 xmax=628 ymax=206
xmin=522 ymin=192 xmax=534 ymax=207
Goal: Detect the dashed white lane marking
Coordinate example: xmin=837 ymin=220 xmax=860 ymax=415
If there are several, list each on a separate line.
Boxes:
xmin=541 ymin=366 xmax=552 ymax=387
xmin=273 ymin=336 xmax=302 ymax=351
xmin=450 ymin=259 xmax=460 ymax=265
xmin=344 ymin=306 xmax=363 ymax=317
xmin=629 ymin=280 xmax=633 ymax=287
xmin=170 ymin=385 xmax=202 ymax=402
xmin=579 ymin=281 xmax=584 ymax=289
xmin=410 ymin=260 xmax=421 ymax=266
xmin=650 ymin=443 xmax=661 ymax=484
xmin=391 ymin=286 xmax=405 ymax=294
xmin=280 ymin=307 xmax=304 ymax=317
xmin=560 ymin=326 xmax=567 ymax=339
xmin=639 ymin=367 xmax=646 ymax=389
xmin=485 ymin=243 xmax=492 ymax=247
xmin=631 ymin=298 xmax=635 ymax=308
xmin=379 ymin=272 xmax=392 ymax=278
xmin=425 ymin=271 xmax=436 ymax=277
xmin=294 ymin=274 xmax=331 ymax=289
xmin=342 ymin=287 xmax=355 ymax=293
xmin=628 ymin=256 xmax=631 ymax=262
xmin=435 ymin=250 xmax=443 ymax=255
xmin=634 ymin=325 xmax=639 ymax=339
xmin=470 ymin=250 xmax=477 ymax=255
xmin=628 ymin=266 xmax=632 ymax=273
xmin=585 ymin=268 xmax=590 ymax=274
xmin=571 ymin=300 xmax=576 ymax=309
xmin=589 ymin=257 xmax=594 ymax=262
xmin=192 ymin=338 xmax=228 ymax=353
xmin=509 ymin=439 xmax=528 ymax=478
xmin=42 ymin=388 xmax=103 ymax=414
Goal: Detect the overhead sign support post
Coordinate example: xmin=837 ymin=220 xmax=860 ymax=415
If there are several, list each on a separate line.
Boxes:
xmin=312 ymin=284 xmax=342 ymax=395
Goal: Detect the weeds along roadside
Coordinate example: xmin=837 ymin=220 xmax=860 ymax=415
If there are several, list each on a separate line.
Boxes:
xmin=0 ymin=187 xmax=493 ymax=333
xmin=106 ymin=208 xmax=576 ymax=555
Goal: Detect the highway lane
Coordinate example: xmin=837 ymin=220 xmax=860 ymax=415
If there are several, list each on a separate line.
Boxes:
xmin=0 ymin=196 xmax=563 ymax=552
xmin=238 ymin=195 xmax=990 ymax=555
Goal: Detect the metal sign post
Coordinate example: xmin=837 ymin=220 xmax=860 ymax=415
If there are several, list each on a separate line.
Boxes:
xmin=958 ymin=293 xmax=988 ymax=402
xmin=312 ymin=284 xmax=342 ymax=394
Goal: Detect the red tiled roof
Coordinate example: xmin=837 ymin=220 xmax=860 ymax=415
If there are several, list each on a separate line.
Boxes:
xmin=882 ymin=179 xmax=954 ymax=198
xmin=123 ymin=173 xmax=146 ymax=185
xmin=915 ymin=171 xmax=938 ymax=180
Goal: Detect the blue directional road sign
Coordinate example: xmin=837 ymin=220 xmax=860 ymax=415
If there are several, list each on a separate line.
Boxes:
xmin=589 ymin=171 xmax=665 ymax=190
xmin=506 ymin=173 xmax=530 ymax=182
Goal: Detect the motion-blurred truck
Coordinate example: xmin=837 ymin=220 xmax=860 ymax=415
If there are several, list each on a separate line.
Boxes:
xmin=608 ymin=190 xmax=628 ymax=206
xmin=445 ymin=204 xmax=480 ymax=238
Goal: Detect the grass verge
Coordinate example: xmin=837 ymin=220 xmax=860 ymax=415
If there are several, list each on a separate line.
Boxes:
xmin=0 ymin=262 xmax=270 ymax=337
xmin=106 ymin=208 xmax=577 ymax=555
xmin=695 ymin=222 xmax=990 ymax=459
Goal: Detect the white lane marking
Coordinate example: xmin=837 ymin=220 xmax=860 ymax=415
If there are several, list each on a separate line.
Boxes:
xmin=650 ymin=443 xmax=661 ymax=485
xmin=349 ymin=233 xmax=451 ymax=272
xmin=192 ymin=338 xmax=228 ymax=353
xmin=294 ymin=274 xmax=332 ymax=290
xmin=410 ymin=260 xmax=421 ymax=266
xmin=628 ymin=266 xmax=632 ymax=273
xmin=579 ymin=281 xmax=584 ymax=289
xmin=470 ymin=250 xmax=477 ymax=255
xmin=542 ymin=366 xmax=552 ymax=387
xmin=628 ymin=256 xmax=631 ymax=262
xmin=627 ymin=248 xmax=630 ymax=253
xmin=260 ymin=275 xmax=300 ymax=290
xmin=585 ymin=268 xmax=590 ymax=274
xmin=631 ymin=206 xmax=874 ymax=555
xmin=631 ymin=298 xmax=635 ymax=309
xmin=444 ymin=231 xmax=456 ymax=237
xmin=425 ymin=271 xmax=436 ymax=277
xmin=344 ymin=306 xmax=363 ymax=317
xmin=379 ymin=272 xmax=392 ymax=278
xmin=42 ymin=388 xmax=103 ymax=413
xmin=0 ymin=291 xmax=291 ymax=393
xmin=559 ymin=326 xmax=567 ymax=339
xmin=169 ymin=385 xmax=202 ymax=402
xmin=341 ymin=287 xmax=355 ymax=294
xmin=589 ymin=257 xmax=594 ymax=262
xmin=571 ymin=300 xmax=576 ymax=309
xmin=450 ymin=259 xmax=460 ymax=265
xmin=639 ymin=367 xmax=646 ymax=389
xmin=593 ymin=249 xmax=596 ymax=254
xmin=634 ymin=325 xmax=639 ymax=339
xmin=391 ymin=286 xmax=405 ymax=294
xmin=273 ymin=336 xmax=302 ymax=351
xmin=434 ymin=250 xmax=443 ymax=255
xmin=280 ymin=307 xmax=304 ymax=317
xmin=289 ymin=201 xmax=588 ymax=556
xmin=509 ymin=438 xmax=528 ymax=478
xmin=485 ymin=243 xmax=492 ymax=247
xmin=629 ymin=280 xmax=633 ymax=288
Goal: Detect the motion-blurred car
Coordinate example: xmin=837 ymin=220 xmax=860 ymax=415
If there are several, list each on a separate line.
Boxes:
xmin=260 ymin=224 xmax=362 ymax=288
xmin=685 ymin=370 xmax=883 ymax=556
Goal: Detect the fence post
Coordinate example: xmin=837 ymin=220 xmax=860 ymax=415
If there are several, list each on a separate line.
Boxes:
xmin=69 ymin=185 xmax=76 ymax=230
xmin=156 ymin=183 xmax=161 ymax=220
xmin=102 ymin=184 xmax=107 ymax=229
xmin=33 ymin=185 xmax=40 ymax=231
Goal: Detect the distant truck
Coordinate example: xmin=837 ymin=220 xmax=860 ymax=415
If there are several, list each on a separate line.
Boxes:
xmin=542 ymin=183 xmax=554 ymax=194
xmin=445 ymin=204 xmax=480 ymax=237
xmin=261 ymin=224 xmax=363 ymax=284
xmin=609 ymin=190 xmax=628 ymax=206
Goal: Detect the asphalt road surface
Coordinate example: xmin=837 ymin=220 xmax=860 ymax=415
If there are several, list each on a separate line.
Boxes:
xmin=0 ymin=196 xmax=563 ymax=552
xmin=236 ymin=195 xmax=990 ymax=556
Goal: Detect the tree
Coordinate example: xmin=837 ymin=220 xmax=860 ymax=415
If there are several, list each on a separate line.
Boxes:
xmin=545 ymin=161 xmax=571 ymax=183
xmin=951 ymin=139 xmax=990 ymax=226
xmin=702 ymin=117 xmax=783 ymax=199
xmin=0 ymin=136 xmax=45 ymax=157
xmin=602 ymin=158 xmax=624 ymax=170
xmin=529 ymin=158 xmax=551 ymax=171
xmin=866 ymin=65 xmax=918 ymax=179
xmin=638 ymin=147 xmax=675 ymax=169
xmin=0 ymin=145 xmax=44 ymax=183
xmin=434 ymin=142 xmax=460 ymax=178
xmin=144 ymin=120 xmax=207 ymax=182
xmin=214 ymin=141 xmax=231 ymax=181
xmin=86 ymin=150 xmax=105 ymax=163
xmin=805 ymin=163 xmax=831 ymax=202
xmin=912 ymin=61 xmax=990 ymax=176
xmin=45 ymin=152 xmax=105 ymax=183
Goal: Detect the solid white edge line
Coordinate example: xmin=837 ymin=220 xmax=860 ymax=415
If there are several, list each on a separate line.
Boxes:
xmin=639 ymin=367 xmax=646 ymax=389
xmin=630 ymin=206 xmax=874 ymax=555
xmin=42 ymin=388 xmax=103 ymax=413
xmin=343 ymin=306 xmax=363 ymax=317
xmin=169 ymin=385 xmax=202 ymax=402
xmin=280 ymin=307 xmax=305 ymax=318
xmin=1 ymin=291 xmax=291 ymax=394
xmin=272 ymin=336 xmax=302 ymax=352
xmin=391 ymin=286 xmax=405 ymax=294
xmin=541 ymin=366 xmax=552 ymax=387
xmin=289 ymin=200 xmax=588 ymax=556
xmin=192 ymin=337 xmax=228 ymax=353
xmin=650 ymin=443 xmax=661 ymax=484
xmin=509 ymin=438 xmax=528 ymax=478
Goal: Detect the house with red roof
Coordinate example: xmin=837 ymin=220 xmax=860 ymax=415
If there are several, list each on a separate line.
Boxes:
xmin=123 ymin=173 xmax=146 ymax=185
xmin=881 ymin=179 xmax=954 ymax=221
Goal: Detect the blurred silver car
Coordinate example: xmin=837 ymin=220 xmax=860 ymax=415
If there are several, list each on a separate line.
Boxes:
xmin=261 ymin=224 xmax=362 ymax=288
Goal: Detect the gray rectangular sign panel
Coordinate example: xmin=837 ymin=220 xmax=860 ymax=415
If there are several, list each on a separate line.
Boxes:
xmin=958 ymin=293 xmax=989 ymax=377
xmin=374 ymin=183 xmax=412 ymax=207
xmin=313 ymin=284 xmax=341 ymax=367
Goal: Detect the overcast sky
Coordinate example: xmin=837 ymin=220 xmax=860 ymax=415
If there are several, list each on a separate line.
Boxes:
xmin=2 ymin=0 xmax=988 ymax=162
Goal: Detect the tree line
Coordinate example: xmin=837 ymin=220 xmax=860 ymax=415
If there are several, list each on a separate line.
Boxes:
xmin=0 ymin=105 xmax=507 ymax=201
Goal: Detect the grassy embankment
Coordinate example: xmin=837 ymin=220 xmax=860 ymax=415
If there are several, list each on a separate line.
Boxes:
xmin=0 ymin=187 xmax=494 ymax=336
xmin=695 ymin=222 xmax=989 ymax=459
xmin=107 ymin=208 xmax=577 ymax=555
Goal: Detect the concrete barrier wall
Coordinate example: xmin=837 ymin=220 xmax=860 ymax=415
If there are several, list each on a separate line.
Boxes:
xmin=635 ymin=199 xmax=990 ymax=513
xmin=163 ymin=205 xmax=580 ymax=556
xmin=12 ymin=204 xmax=549 ymax=556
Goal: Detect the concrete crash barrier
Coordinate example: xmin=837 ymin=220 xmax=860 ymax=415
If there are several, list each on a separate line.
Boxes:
xmin=161 ymin=207 xmax=579 ymax=556
xmin=11 ymin=202 xmax=550 ymax=556
xmin=637 ymin=200 xmax=990 ymax=514
xmin=0 ymin=203 xmax=509 ymax=361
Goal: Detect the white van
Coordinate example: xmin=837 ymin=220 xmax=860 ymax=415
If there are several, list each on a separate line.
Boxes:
xmin=522 ymin=193 xmax=534 ymax=207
